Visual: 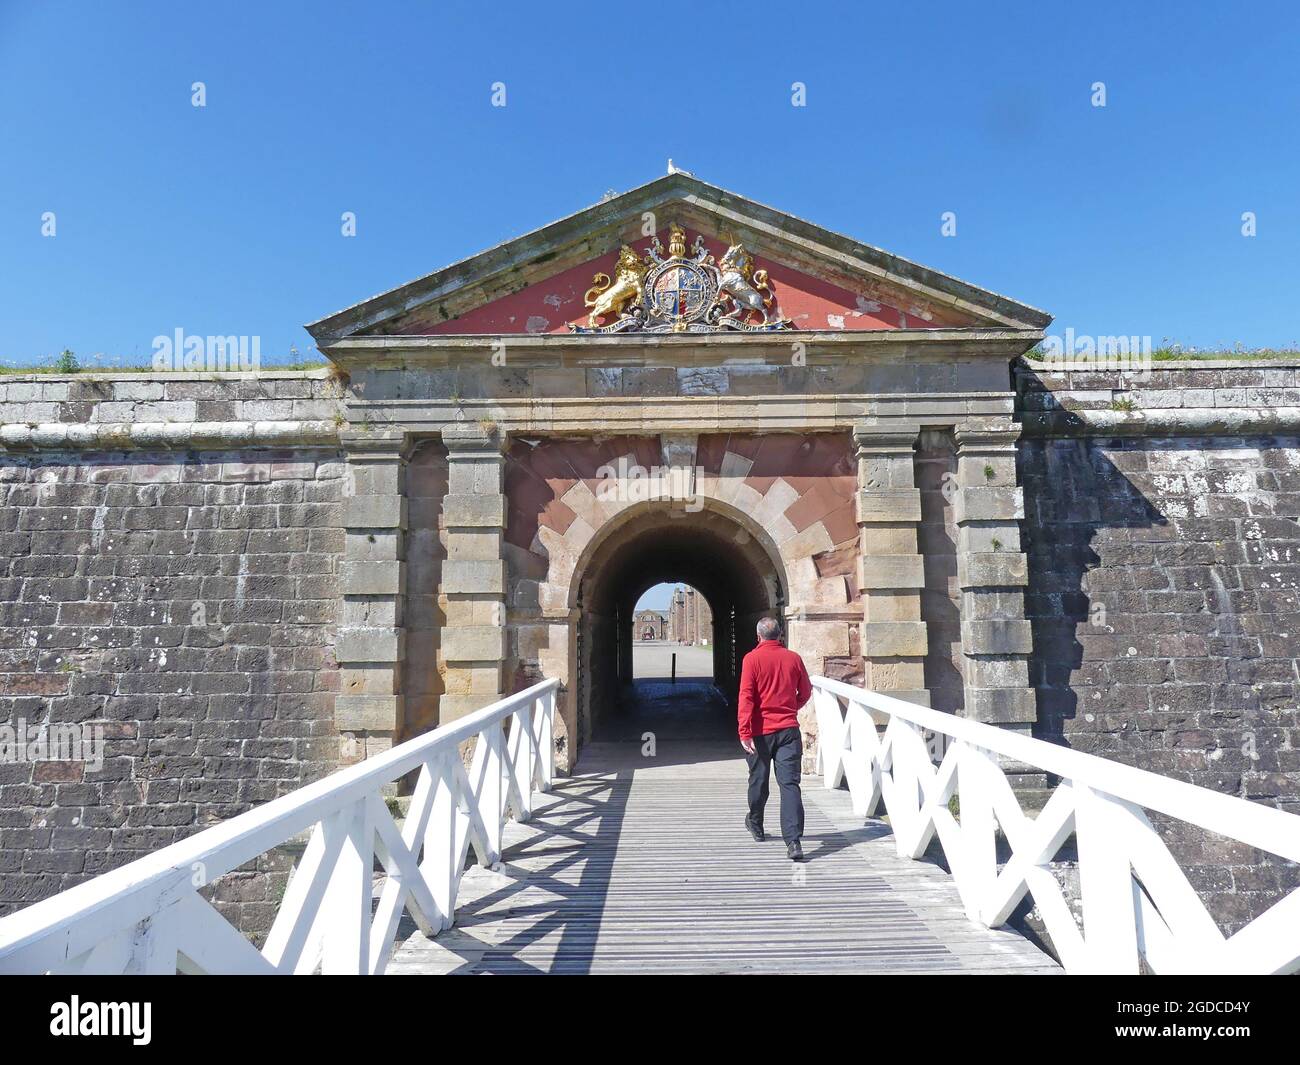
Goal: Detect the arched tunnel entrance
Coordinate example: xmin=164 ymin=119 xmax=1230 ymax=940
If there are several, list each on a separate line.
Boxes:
xmin=570 ymin=502 xmax=787 ymax=753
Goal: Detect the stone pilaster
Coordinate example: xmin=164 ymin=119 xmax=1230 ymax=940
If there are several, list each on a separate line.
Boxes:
xmin=952 ymin=419 xmax=1037 ymax=737
xmin=438 ymin=423 xmax=508 ymax=723
xmin=337 ymin=430 xmax=411 ymax=764
xmin=853 ymin=422 xmax=929 ymax=705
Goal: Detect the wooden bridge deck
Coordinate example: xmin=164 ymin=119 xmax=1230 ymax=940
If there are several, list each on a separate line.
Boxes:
xmin=388 ymin=741 xmax=1061 ymax=975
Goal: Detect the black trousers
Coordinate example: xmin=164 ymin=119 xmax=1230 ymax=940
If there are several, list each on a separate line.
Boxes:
xmin=745 ymin=726 xmax=805 ymax=843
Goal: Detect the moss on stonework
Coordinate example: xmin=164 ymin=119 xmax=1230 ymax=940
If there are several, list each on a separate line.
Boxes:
xmin=1024 ymin=344 xmax=1300 ymax=363
xmin=0 ymin=356 xmax=329 ymax=374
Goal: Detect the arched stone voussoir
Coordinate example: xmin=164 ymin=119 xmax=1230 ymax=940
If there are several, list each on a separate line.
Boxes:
xmin=778 ymin=521 xmax=836 ymax=563
xmin=751 ymin=477 xmax=800 ymax=530
xmin=558 ymin=477 xmax=620 ymax=531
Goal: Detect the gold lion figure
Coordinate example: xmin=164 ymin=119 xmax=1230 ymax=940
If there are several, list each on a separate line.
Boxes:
xmin=582 ymin=245 xmax=648 ymax=328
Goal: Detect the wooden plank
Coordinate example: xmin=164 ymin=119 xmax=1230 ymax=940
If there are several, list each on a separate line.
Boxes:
xmin=387 ymin=744 xmax=1061 ymax=975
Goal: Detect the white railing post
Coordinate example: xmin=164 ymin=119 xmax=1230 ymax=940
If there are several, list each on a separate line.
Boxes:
xmin=890 ymin=720 xmax=930 ymax=858
xmin=507 ymin=705 xmax=534 ymax=822
xmin=812 ymin=687 xmax=846 ymax=791
xmin=845 ymin=696 xmax=883 ymax=816
xmin=318 ymin=799 xmax=373 ymax=976
xmin=536 ymin=690 xmax=554 ymax=792
xmin=1074 ymin=784 xmax=1140 ymax=974
xmin=423 ymin=753 xmax=458 ymax=931
xmin=263 ymin=819 xmax=337 ymax=973
xmin=473 ymin=722 xmax=504 ymax=866
xmin=955 ymin=742 xmax=999 ymax=925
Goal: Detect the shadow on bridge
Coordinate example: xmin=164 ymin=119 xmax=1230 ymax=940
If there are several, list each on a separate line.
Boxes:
xmin=389 ymin=679 xmax=738 ymax=973
xmin=391 ymin=772 xmax=631 ymax=975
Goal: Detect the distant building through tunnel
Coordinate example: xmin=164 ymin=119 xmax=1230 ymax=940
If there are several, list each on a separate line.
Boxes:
xmin=633 ymin=584 xmax=713 ymax=645
xmin=569 ymin=501 xmax=786 ymax=747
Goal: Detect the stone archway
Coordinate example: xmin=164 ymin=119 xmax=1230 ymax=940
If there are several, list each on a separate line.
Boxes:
xmin=568 ymin=500 xmax=787 ymax=747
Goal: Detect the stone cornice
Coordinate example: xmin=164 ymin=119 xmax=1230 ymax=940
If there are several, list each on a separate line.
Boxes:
xmin=1017 ymin=357 xmax=1300 ymax=375
xmin=1021 ymin=406 xmax=1300 ymax=439
xmin=351 ymin=392 xmax=1014 ymax=435
xmin=0 ymin=419 xmax=340 ymax=452
xmin=321 ymin=328 xmax=1043 ymax=371
xmin=0 ymin=368 xmax=334 ymax=384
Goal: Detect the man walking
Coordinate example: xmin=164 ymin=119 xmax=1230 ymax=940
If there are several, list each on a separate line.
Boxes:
xmin=738 ymin=616 xmax=811 ymax=861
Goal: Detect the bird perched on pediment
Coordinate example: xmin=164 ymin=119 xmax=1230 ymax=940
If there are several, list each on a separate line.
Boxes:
xmin=667 ymin=158 xmax=693 ymax=176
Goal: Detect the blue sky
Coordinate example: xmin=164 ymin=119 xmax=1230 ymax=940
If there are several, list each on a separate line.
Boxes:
xmin=2 ymin=1 xmax=1297 ymax=367
xmin=637 ymin=584 xmax=676 ymax=612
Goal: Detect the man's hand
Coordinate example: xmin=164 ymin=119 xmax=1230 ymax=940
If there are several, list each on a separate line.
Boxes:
xmin=741 ymin=737 xmax=755 ymax=755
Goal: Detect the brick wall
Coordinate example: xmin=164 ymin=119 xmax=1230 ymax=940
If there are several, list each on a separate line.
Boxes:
xmin=0 ymin=446 xmax=344 ymax=932
xmin=1019 ymin=361 xmax=1300 ymax=932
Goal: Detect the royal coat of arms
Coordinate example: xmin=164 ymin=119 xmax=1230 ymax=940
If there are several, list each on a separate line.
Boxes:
xmin=570 ymin=223 xmax=793 ymax=333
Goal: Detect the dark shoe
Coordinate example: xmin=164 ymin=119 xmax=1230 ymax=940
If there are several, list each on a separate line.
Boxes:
xmin=786 ymin=840 xmax=804 ymax=861
xmin=745 ymin=816 xmax=765 ymax=843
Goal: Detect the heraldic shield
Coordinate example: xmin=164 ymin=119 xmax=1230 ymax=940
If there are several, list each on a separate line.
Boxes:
xmin=571 ymin=222 xmax=793 ymax=334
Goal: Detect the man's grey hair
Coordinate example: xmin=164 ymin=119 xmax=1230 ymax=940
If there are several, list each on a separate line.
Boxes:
xmin=756 ymin=616 xmax=781 ymax=641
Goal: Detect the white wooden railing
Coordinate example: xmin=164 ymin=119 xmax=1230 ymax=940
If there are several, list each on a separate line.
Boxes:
xmin=810 ymin=675 xmax=1300 ymax=974
xmin=0 ymin=678 xmax=558 ymax=975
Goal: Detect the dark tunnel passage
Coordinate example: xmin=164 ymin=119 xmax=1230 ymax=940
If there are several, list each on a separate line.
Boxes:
xmin=572 ymin=503 xmax=787 ymax=750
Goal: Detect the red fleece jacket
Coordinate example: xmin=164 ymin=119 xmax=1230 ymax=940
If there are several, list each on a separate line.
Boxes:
xmin=737 ymin=639 xmax=812 ymax=741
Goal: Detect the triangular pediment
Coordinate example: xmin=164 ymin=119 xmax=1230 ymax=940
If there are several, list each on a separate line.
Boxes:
xmin=306 ymin=174 xmax=1050 ymax=345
